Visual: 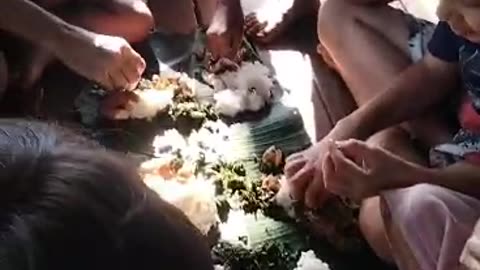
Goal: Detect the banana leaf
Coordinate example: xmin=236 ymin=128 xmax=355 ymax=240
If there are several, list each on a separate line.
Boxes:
xmin=73 ymin=30 xmax=389 ymax=270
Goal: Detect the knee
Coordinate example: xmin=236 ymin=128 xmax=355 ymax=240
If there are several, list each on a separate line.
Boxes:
xmin=359 ymin=197 xmax=393 ymax=262
xmin=382 ymin=184 xmax=451 ymax=229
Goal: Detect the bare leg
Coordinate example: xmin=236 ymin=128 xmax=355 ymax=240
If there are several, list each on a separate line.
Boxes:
xmin=380 ymin=196 xmax=421 ymax=270
xmin=20 ymin=0 xmax=153 ymax=89
xmin=318 ymin=0 xmax=452 ymax=147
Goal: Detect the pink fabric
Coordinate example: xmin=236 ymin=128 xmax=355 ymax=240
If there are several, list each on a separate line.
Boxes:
xmin=383 ymin=184 xmax=480 ymax=270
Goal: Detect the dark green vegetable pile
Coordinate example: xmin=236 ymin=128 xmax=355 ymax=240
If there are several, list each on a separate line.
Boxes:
xmin=211 ymin=241 xmax=299 ymax=270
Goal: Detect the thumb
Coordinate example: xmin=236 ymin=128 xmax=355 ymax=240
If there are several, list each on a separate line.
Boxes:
xmin=334 ymin=139 xmax=373 ymax=167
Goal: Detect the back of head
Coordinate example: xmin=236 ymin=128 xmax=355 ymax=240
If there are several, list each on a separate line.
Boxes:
xmin=0 ymin=120 xmax=214 ymax=270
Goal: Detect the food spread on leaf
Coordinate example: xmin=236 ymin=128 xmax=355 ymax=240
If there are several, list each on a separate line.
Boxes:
xmin=140 ymin=121 xmax=361 ymax=268
xmin=77 ymin=34 xmax=361 ymax=269
xmin=113 ymin=72 xmax=215 ymax=121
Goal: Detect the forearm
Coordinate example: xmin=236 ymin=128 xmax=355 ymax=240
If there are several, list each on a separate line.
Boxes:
xmin=0 ymin=0 xmax=82 ymax=53
xmin=334 ymin=56 xmax=457 ymax=141
xmin=388 ymin=162 xmax=480 ymax=200
xmin=426 ymin=163 xmax=480 ymax=200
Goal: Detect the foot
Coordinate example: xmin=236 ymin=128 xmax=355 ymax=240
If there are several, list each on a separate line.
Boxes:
xmin=244 ymin=0 xmax=319 ymax=45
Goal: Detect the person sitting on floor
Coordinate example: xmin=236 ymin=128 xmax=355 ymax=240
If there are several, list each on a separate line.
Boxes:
xmin=0 ymin=119 xmax=214 ymax=270
xmin=284 ymin=0 xmax=480 ymax=269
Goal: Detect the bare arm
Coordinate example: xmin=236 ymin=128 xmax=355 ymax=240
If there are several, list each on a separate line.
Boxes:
xmin=429 ymin=163 xmax=480 ymax=199
xmin=0 ymin=0 xmax=146 ymax=92
xmin=392 ymin=162 xmax=480 ymax=200
xmin=0 ymin=0 xmax=86 ymax=54
xmin=329 ymin=53 xmax=458 ymax=142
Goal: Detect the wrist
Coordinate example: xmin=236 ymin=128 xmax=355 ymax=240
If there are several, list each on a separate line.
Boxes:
xmin=392 ymin=163 xmax=433 ymax=189
xmin=332 ymin=112 xmax=371 ymax=141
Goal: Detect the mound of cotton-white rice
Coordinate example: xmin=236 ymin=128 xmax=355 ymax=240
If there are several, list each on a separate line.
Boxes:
xmin=145 ymin=177 xmax=218 ymax=235
xmin=294 ymin=250 xmax=330 ymax=270
xmin=115 ymin=72 xmax=213 ymax=120
xmin=210 ymin=62 xmax=274 ymax=117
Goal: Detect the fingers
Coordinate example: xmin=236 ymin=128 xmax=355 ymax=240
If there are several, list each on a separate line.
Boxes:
xmin=109 ymin=71 xmax=130 ymax=91
xmin=285 ymin=158 xmax=306 ymax=179
xmin=288 ymin=163 xmax=314 ymax=202
xmin=322 ymin=152 xmax=350 ymax=198
xmin=101 ymin=46 xmax=145 ymax=91
xmin=121 ymin=46 xmax=146 ymax=90
xmin=461 ymin=252 xmax=480 ymax=270
xmin=100 ymin=91 xmax=139 ymax=119
xmin=322 ymin=153 xmax=337 ymax=192
xmin=305 ymin=168 xmax=327 ymax=209
xmin=329 ymin=141 xmax=364 ymax=176
xmin=335 ymin=139 xmax=372 ymax=165
xmin=122 ymin=45 xmax=146 ymax=74
xmin=246 ymin=21 xmax=268 ymax=37
xmin=210 ymin=58 xmax=239 ymax=74
xmin=324 ymin=142 xmax=367 ymax=200
xmin=465 ymin=238 xmax=480 ymax=262
xmin=244 ymin=13 xmax=257 ymax=28
xmin=244 ymin=13 xmax=272 ymax=43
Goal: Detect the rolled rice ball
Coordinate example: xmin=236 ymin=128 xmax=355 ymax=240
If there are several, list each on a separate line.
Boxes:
xmin=294 ymin=250 xmax=330 ymax=270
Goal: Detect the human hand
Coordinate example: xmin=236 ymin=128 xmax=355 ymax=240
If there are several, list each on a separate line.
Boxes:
xmin=100 ymin=90 xmax=139 ymax=120
xmin=323 ymin=139 xmax=420 ymax=201
xmin=460 ymin=219 xmax=480 ymax=270
xmin=284 ymin=140 xmax=331 ymax=209
xmin=57 ymin=32 xmax=146 ymax=91
xmin=207 ymin=57 xmax=239 ymax=74
xmin=206 ymin=0 xmax=244 ymax=61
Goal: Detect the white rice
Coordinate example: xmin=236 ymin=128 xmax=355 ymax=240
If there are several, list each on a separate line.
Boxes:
xmin=294 ymin=250 xmax=330 ymax=270
xmin=210 ymin=62 xmax=274 ymax=117
xmin=145 ymin=177 xmax=218 ymax=235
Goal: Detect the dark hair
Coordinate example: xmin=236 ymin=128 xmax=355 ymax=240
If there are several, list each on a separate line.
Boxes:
xmin=0 ymin=120 xmax=214 ymax=270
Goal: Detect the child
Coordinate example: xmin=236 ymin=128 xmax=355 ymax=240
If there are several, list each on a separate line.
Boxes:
xmin=286 ymin=0 xmax=480 ymax=269
xmin=0 ymin=120 xmax=214 ymax=270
